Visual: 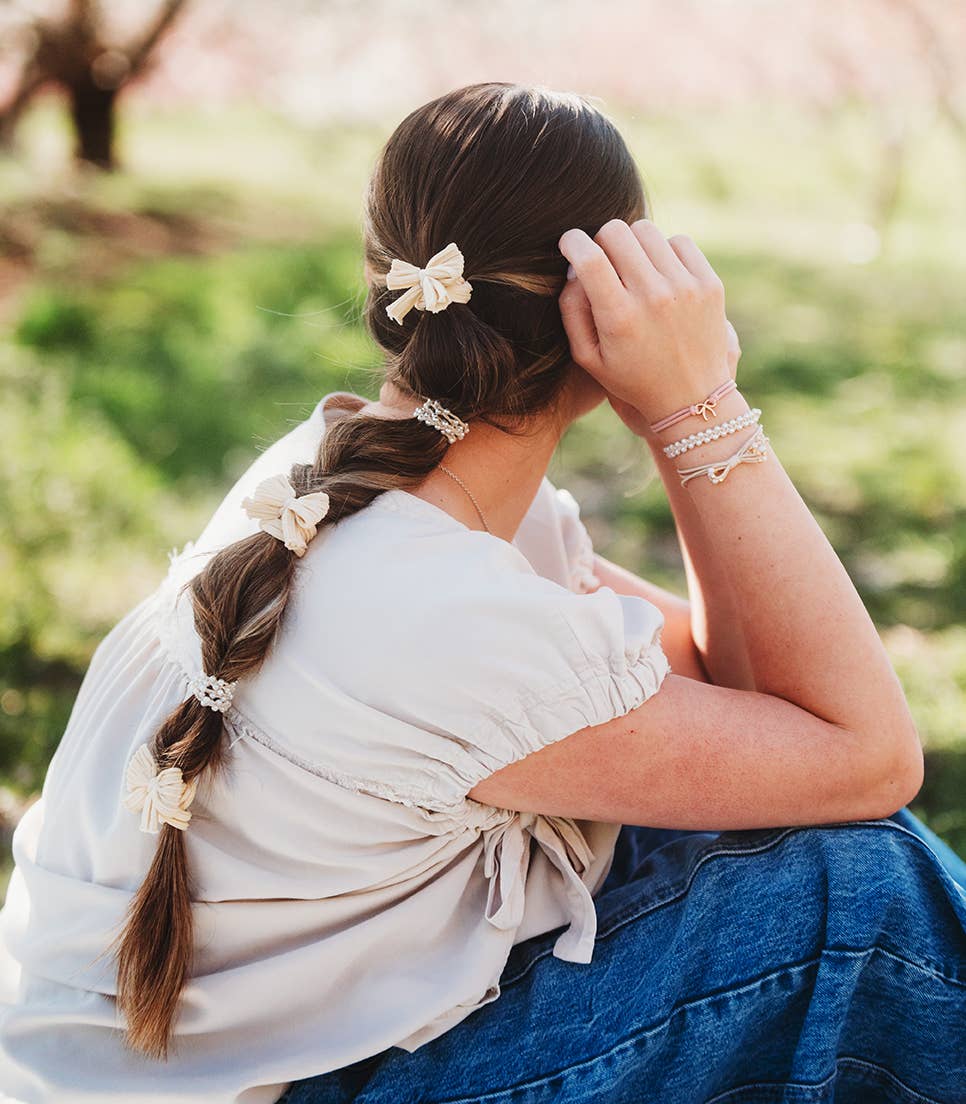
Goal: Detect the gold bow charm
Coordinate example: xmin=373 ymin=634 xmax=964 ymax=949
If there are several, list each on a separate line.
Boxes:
xmin=123 ymin=742 xmax=199 ymax=834
xmin=241 ymin=473 xmax=330 ymax=557
xmin=384 ymin=242 xmax=473 ymax=325
xmin=692 ymin=397 xmax=719 ymax=421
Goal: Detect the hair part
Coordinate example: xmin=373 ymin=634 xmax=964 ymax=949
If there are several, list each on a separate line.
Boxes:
xmin=110 ymin=79 xmax=647 ymax=1059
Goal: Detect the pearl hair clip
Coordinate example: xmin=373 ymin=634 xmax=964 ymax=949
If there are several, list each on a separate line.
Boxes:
xmin=413 ymin=398 xmax=470 ymax=443
xmin=384 ymin=242 xmax=473 ymax=325
xmin=189 ymin=672 xmax=237 ymax=713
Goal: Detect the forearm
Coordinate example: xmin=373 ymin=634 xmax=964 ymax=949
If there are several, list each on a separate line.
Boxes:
xmin=590 ymin=553 xmax=711 ymax=683
xmin=647 ymin=444 xmax=756 ymax=691
xmin=641 ymin=388 xmax=917 ymax=744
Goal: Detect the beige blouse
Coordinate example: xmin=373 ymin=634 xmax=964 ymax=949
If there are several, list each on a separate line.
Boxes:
xmin=0 ymin=390 xmax=671 ymax=1103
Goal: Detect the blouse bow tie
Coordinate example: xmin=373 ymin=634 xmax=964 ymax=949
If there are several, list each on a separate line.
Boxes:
xmin=123 ymin=742 xmax=199 ymax=834
xmin=384 ymin=242 xmax=473 ymax=325
xmin=480 ymin=810 xmax=599 ymax=964
xmin=241 ymin=473 xmax=331 ymax=557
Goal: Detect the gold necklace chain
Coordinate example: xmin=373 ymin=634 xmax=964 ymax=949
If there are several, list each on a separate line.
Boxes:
xmin=438 ymin=464 xmax=491 ymax=533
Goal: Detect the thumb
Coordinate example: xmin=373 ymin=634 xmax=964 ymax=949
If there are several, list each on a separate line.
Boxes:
xmin=557 ymin=272 xmax=601 ymax=373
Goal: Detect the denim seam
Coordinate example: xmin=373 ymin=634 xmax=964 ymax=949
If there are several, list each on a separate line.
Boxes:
xmin=836 ymin=1055 xmax=951 ymax=1104
xmin=703 ymin=1053 xmax=948 ymax=1104
xmin=499 ymin=818 xmax=961 ymax=991
xmin=421 ymin=953 xmax=822 ymax=1103
xmin=499 ymin=827 xmax=799 ymax=988
xmin=423 ymin=951 xmax=955 ymax=1104
xmin=821 ymin=942 xmax=966 ymax=987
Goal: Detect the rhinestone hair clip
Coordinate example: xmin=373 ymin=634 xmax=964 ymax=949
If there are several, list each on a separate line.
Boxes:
xmin=413 ymin=398 xmax=470 ymax=444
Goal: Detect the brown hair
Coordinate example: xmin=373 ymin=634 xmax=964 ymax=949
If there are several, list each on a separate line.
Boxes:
xmin=110 ymin=80 xmax=647 ymax=1060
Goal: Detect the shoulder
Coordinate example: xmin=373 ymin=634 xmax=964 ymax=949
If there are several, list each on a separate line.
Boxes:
xmin=311 ymin=507 xmax=668 ymax=708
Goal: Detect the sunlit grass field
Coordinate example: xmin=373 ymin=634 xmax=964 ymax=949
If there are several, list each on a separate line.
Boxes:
xmin=2 ymin=96 xmax=964 ymax=893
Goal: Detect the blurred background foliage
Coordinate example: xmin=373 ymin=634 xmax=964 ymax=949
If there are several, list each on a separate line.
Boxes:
xmin=1 ymin=0 xmax=964 ymax=891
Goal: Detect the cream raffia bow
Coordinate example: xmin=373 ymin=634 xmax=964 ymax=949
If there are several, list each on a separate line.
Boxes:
xmin=123 ymin=742 xmax=199 ymax=834
xmin=241 ymin=473 xmax=330 ymax=557
xmin=384 ymin=242 xmax=473 ymax=325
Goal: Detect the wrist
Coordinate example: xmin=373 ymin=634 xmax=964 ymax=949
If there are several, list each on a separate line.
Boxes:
xmin=642 ymin=389 xmax=753 ymax=457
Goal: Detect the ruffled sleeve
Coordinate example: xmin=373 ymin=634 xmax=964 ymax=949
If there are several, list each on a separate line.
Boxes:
xmin=552 ymin=485 xmax=603 ymax=594
xmin=353 ymin=535 xmax=672 ymax=815
xmin=352 ymin=546 xmax=671 ymax=964
xmin=509 ymin=476 xmax=603 ymax=595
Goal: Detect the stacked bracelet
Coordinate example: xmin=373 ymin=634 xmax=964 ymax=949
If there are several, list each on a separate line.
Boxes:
xmin=649 ymin=378 xmax=737 ymax=433
xmin=675 ymin=423 xmax=770 ymax=486
xmin=662 ymin=407 xmax=761 ymax=458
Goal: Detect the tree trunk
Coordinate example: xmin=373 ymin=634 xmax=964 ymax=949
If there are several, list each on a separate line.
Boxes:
xmin=68 ymin=77 xmax=118 ymax=170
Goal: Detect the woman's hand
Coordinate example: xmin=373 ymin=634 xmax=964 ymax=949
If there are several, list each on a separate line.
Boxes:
xmin=608 ymin=318 xmax=742 ymax=439
xmin=557 ymin=219 xmax=735 ymax=431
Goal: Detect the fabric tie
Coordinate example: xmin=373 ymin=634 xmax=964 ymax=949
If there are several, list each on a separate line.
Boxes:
xmin=241 ymin=473 xmax=330 ymax=557
xmin=384 ymin=242 xmax=473 ymax=325
xmin=122 ymin=742 xmax=199 ymax=834
xmin=481 ymin=810 xmax=599 ymax=964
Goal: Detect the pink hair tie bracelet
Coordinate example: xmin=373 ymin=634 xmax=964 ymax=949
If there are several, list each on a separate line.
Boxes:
xmin=649 ymin=378 xmax=738 ymax=433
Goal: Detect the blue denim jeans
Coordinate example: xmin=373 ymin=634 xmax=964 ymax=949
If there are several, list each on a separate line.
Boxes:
xmin=278 ymin=806 xmax=966 ymax=1103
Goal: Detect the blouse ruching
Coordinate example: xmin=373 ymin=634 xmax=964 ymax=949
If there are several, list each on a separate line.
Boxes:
xmin=0 ymin=389 xmax=673 ymax=1102
xmin=147 ymin=390 xmax=673 ymax=1046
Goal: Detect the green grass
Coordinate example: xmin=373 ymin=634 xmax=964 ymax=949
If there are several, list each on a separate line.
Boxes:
xmin=1 ymin=96 xmax=964 ymax=892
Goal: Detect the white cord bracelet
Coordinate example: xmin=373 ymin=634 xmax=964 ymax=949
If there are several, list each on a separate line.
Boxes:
xmin=675 ymin=424 xmax=771 ymax=486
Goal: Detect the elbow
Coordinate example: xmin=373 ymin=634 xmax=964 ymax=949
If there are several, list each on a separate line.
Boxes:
xmin=864 ymin=723 xmax=925 ymax=819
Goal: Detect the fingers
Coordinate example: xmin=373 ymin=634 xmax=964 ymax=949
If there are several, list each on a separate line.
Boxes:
xmin=558 ymin=226 xmax=627 ymax=306
xmin=592 ymin=219 xmax=667 ymax=295
xmin=627 ymin=219 xmax=692 ymax=283
xmin=666 ymin=233 xmax=723 ymax=289
xmin=560 ymin=220 xmax=701 ymax=310
xmin=558 ymin=220 xmax=726 ymax=364
xmin=557 ymin=274 xmax=600 ymax=370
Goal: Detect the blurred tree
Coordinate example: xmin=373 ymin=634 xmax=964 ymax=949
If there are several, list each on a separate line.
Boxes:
xmin=821 ymin=0 xmax=966 ymax=243
xmin=0 ymin=0 xmax=188 ymax=169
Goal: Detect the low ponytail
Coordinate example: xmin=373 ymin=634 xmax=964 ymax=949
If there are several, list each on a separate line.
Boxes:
xmin=109 ymin=410 xmax=459 ymax=1060
xmin=109 ymin=531 xmax=298 ymax=1059
xmin=108 ymin=79 xmax=646 ymax=1060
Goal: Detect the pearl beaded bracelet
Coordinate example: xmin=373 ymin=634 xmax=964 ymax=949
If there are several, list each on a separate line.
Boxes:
xmin=662 ymin=407 xmax=762 ymax=459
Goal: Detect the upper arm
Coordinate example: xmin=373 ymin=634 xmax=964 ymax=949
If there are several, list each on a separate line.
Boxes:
xmin=459 ymin=505 xmax=919 ymax=829
xmin=467 ymin=671 xmax=923 ymax=830
xmin=589 ymin=553 xmax=710 ymax=683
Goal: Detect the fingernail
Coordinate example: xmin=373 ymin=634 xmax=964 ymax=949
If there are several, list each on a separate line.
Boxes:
xmin=566 ymin=264 xmax=576 ymax=280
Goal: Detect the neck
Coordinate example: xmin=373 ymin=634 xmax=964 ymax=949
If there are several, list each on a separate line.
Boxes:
xmin=366 ymin=381 xmax=570 ymax=542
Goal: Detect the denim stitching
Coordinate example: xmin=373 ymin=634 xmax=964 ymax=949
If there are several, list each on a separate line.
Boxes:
xmin=819 ymin=943 xmax=966 ymax=987
xmin=424 ymin=952 xmax=824 ymax=1101
xmin=498 ymin=827 xmax=797 ymax=988
xmin=704 ymin=1053 xmax=949 ymax=1104
xmin=834 ymin=1056 xmax=950 ymax=1104
xmin=423 ymin=952 xmax=955 ymax=1104
xmin=499 ymin=818 xmax=961 ymax=991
